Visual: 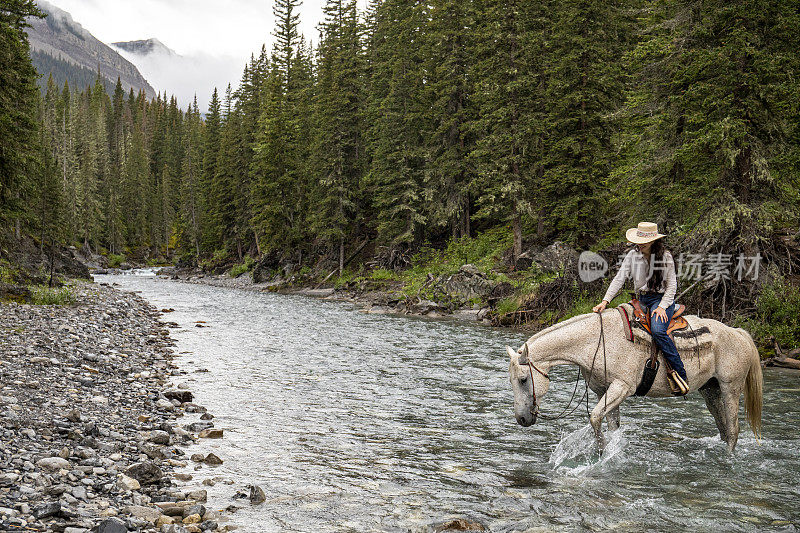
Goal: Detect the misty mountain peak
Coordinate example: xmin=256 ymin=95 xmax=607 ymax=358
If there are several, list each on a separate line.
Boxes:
xmin=112 ymin=38 xmax=178 ymax=57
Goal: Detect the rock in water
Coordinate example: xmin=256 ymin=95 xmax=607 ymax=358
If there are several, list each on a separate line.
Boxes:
xmin=249 ymin=484 xmax=266 ymax=504
xmin=187 ymin=489 xmax=207 ymax=502
xmin=203 ymin=453 xmax=223 ymax=466
xmin=198 ymin=428 xmax=223 ymax=439
xmin=125 ymin=461 xmax=163 ymax=484
xmin=433 ymin=518 xmax=486 ymax=532
xmin=163 ymin=390 xmax=193 ymax=404
xmin=97 ymin=517 xmax=128 ymax=533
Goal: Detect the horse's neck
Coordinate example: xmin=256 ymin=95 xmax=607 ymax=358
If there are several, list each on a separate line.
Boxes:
xmin=529 ymin=313 xmax=602 ymax=370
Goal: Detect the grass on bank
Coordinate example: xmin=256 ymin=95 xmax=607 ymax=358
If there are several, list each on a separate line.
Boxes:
xmin=229 ymin=256 xmax=255 ymax=278
xmin=107 ymin=254 xmax=125 ymax=268
xmin=29 ymin=285 xmax=77 ymax=305
xmin=400 ymin=227 xmax=512 ymax=298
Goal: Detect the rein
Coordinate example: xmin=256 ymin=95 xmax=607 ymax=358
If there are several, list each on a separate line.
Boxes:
xmin=521 ymin=311 xmax=607 ymax=422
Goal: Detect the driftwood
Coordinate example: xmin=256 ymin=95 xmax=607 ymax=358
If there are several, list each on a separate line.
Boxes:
xmin=764 ymin=338 xmax=800 ymax=370
xmin=314 ymin=239 xmax=370 ymax=289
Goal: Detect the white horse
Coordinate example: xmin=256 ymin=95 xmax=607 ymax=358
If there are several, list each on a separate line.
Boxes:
xmin=507 ymin=308 xmax=762 ymax=452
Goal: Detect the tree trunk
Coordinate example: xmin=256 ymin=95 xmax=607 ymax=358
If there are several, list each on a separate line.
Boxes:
xmin=512 ymin=207 xmax=522 ymax=261
xmin=537 ymin=207 xmax=545 ymax=237
xmin=254 ymin=229 xmax=262 ymax=258
xmin=463 ymin=199 xmax=471 ymax=239
xmin=339 ymin=238 xmax=345 ymax=274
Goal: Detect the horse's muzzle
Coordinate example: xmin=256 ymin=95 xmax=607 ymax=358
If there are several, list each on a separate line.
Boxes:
xmin=516 ymin=413 xmax=536 ymax=427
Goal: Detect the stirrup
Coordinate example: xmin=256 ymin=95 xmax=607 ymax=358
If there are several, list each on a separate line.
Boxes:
xmin=667 ymin=370 xmax=689 ymax=396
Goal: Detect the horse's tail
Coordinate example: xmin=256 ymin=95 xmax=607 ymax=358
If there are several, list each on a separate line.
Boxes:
xmin=739 ymin=328 xmax=763 ymax=440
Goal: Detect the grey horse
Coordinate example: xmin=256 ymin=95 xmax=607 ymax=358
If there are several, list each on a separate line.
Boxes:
xmin=507 ymin=308 xmax=762 ymax=452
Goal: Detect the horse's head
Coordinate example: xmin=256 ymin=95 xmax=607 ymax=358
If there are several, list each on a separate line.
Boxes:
xmin=507 ymin=343 xmax=551 ymax=427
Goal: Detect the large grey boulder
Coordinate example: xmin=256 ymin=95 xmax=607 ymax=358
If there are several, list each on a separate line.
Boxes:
xmin=125 ymin=462 xmax=163 ymax=485
xmin=533 ymin=241 xmax=579 ymax=272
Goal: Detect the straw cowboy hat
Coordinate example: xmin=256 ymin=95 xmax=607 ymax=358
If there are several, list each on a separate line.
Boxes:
xmin=626 ymin=221 xmax=666 ymax=244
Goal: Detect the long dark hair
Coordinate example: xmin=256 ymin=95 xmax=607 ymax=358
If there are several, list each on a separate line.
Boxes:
xmin=646 ymin=238 xmax=668 ymax=292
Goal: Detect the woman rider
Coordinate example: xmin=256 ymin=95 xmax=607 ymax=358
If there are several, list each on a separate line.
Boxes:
xmin=592 ymin=221 xmax=689 ymax=393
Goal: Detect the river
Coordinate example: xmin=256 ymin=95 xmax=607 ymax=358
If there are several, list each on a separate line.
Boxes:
xmin=96 ymin=271 xmax=799 ymax=532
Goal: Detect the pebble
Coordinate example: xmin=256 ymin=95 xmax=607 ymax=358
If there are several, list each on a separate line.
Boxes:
xmin=36 ymin=457 xmax=71 ymax=472
xmin=117 ymin=474 xmax=140 ymax=491
xmin=97 ymin=517 xmax=128 ymax=533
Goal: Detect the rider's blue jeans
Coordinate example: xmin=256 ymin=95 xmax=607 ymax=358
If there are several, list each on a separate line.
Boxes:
xmin=639 ymin=292 xmax=688 ymax=381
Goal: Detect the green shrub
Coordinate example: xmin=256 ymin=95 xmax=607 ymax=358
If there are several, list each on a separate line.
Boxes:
xmin=0 ymin=260 xmax=20 ymax=284
xmin=229 ymin=256 xmax=255 ymax=278
xmin=30 ymin=285 xmax=76 ymax=306
xmin=496 ymin=296 xmax=522 ymax=315
xmin=737 ymin=278 xmax=800 ymax=350
xmin=369 ymin=268 xmax=396 ymax=281
xmin=107 ymin=254 xmax=125 ymax=268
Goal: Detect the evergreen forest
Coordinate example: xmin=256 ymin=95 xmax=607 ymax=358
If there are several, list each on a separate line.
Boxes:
xmin=3 ymin=0 xmax=800 ymax=343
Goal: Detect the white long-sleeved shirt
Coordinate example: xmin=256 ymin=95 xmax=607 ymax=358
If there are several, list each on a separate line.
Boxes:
xmin=602 ymin=248 xmax=677 ymax=309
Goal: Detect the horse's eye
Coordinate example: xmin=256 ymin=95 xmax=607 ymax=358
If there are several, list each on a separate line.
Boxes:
xmin=520 ymin=377 xmax=528 ymax=384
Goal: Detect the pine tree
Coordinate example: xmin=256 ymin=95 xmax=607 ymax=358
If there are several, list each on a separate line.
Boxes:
xmin=311 ymin=0 xmax=364 ymax=271
xmin=202 ymin=88 xmax=222 ymax=252
xmin=468 ymin=0 xmax=538 ymax=259
xmin=251 ymin=0 xmax=315 ymax=261
xmin=178 ymin=97 xmax=204 ymax=259
xmin=105 ymin=78 xmax=127 ymax=253
xmin=539 ymin=0 xmax=631 ymax=246
xmin=0 ymin=0 xmax=45 ymax=235
xmin=423 ymin=0 xmax=477 ymax=240
xmin=364 ymin=0 xmax=428 ymax=246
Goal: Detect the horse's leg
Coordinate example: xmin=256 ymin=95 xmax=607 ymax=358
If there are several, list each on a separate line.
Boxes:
xmin=590 ymin=380 xmax=631 ymax=452
xmin=606 ymin=407 xmax=621 ymax=432
xmin=719 ymin=381 xmax=743 ymax=453
xmin=698 ymin=378 xmax=728 ymax=443
xmin=588 ymin=383 xmax=620 ymax=431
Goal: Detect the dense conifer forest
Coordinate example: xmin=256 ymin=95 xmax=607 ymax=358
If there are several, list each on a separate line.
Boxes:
xmin=2 ymin=0 xmax=800 ymax=340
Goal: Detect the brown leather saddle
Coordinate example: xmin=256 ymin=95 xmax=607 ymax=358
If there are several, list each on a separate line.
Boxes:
xmin=617 ymin=299 xmax=690 ymax=396
xmin=629 ymin=299 xmax=688 ymax=336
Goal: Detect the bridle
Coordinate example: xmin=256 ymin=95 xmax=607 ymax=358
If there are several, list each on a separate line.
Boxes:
xmin=525 ymin=360 xmax=549 ymax=423
xmin=517 ymin=311 xmax=607 ymax=423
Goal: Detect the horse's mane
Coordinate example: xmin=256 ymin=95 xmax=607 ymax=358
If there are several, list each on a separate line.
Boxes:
xmin=527 ymin=312 xmax=593 ymax=342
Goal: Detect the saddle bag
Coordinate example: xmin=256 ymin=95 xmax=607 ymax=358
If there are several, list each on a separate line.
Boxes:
xmin=634 ymin=355 xmax=660 ymax=397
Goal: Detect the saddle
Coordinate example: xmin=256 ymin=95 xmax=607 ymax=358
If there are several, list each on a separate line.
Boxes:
xmin=628 ymin=299 xmax=688 ymax=336
xmin=617 ymin=299 xmax=690 ymax=396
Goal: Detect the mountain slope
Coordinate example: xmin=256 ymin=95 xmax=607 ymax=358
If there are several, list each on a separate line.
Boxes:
xmin=26 ymin=1 xmax=155 ymax=97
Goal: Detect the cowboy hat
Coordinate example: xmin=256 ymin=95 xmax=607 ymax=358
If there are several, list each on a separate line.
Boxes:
xmin=626 ymin=221 xmax=666 ymax=244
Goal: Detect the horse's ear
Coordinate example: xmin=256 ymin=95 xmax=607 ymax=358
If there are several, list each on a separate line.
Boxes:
xmin=519 ymin=343 xmax=529 ymax=365
xmin=506 ymin=346 xmax=516 ymax=360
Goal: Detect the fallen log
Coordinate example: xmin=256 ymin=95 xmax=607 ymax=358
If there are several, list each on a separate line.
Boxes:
xmin=765 ymin=339 xmax=800 ymax=369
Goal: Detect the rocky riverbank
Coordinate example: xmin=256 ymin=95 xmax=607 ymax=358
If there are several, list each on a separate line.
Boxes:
xmin=0 ymin=282 xmax=235 ymax=532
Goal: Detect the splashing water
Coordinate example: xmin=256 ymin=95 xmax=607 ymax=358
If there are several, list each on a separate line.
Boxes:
xmin=548 ymin=423 xmax=630 ymax=476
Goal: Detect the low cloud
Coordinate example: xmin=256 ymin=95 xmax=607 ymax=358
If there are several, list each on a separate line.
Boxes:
xmin=36 ymin=0 xmax=94 ymax=40
xmin=113 ymin=45 xmax=244 ymax=111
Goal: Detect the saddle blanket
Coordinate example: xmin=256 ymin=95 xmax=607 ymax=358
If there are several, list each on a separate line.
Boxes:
xmin=617 ymin=302 xmax=713 ymax=352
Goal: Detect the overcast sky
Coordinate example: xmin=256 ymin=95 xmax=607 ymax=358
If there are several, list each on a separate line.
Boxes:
xmin=44 ymin=0 xmax=359 ymax=109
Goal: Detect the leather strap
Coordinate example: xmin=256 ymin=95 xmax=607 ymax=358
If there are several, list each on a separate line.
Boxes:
xmin=617 ymin=305 xmax=633 ymax=342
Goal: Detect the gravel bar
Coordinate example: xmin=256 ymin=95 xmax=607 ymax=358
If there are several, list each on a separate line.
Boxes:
xmin=0 ymin=282 xmax=234 ymax=533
